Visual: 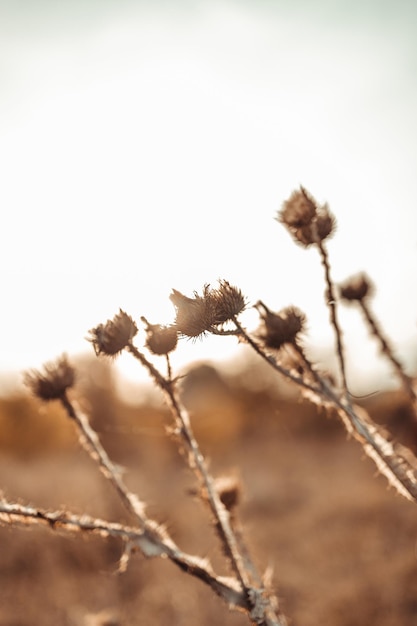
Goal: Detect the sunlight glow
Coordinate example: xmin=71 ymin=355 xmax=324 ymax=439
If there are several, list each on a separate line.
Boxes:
xmin=1 ymin=1 xmax=417 ymax=393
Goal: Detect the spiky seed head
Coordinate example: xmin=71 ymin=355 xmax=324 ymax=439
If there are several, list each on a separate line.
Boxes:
xmin=210 ymin=280 xmax=246 ymax=324
xmin=88 ymin=309 xmax=138 ymax=356
xmin=278 ymin=187 xmax=336 ymax=247
xmin=170 ymin=288 xmax=217 ymax=338
xmin=24 ymin=354 xmax=75 ymax=401
xmin=278 ymin=186 xmax=317 ymax=228
xmin=170 ymin=281 xmax=246 ymax=338
xmin=141 ymin=317 xmax=178 ymax=355
xmin=256 ymin=302 xmax=306 ymax=350
xmin=339 ymin=273 xmax=373 ymax=301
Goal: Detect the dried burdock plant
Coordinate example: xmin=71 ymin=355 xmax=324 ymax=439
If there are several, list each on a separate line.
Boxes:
xmin=278 ymin=187 xmax=347 ymax=402
xmin=170 ymin=280 xmax=246 ymax=339
xmin=23 ymin=354 xmax=284 ymax=624
xmin=25 ymin=354 xmax=149 ymax=526
xmin=6 ymin=185 xmax=417 ymax=626
xmin=26 ymin=302 xmax=285 ymax=623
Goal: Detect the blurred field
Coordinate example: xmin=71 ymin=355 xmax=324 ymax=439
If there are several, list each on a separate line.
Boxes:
xmin=0 ymin=356 xmax=417 ymax=626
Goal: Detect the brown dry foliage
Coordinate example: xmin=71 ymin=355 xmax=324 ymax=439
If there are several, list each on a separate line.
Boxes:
xmin=0 ymin=357 xmax=417 ymax=625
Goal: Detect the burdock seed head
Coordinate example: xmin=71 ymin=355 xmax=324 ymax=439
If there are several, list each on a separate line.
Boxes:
xmin=210 ymin=280 xmax=246 ymax=324
xmin=256 ymin=302 xmax=306 ymax=350
xmin=24 ymin=354 xmax=75 ymax=401
xmin=278 ymin=186 xmax=317 ymax=228
xmin=88 ymin=309 xmax=138 ymax=356
xmin=141 ymin=316 xmax=178 ymax=355
xmin=170 ymin=281 xmax=246 ymax=339
xmin=339 ymin=272 xmax=373 ymax=302
xmin=278 ymin=187 xmax=336 ymax=247
xmin=170 ymin=287 xmax=216 ymax=338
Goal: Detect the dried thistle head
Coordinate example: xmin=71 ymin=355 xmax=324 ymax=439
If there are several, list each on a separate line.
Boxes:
xmin=339 ymin=272 xmax=373 ymax=302
xmin=279 ymin=186 xmax=317 ymax=227
xmin=141 ymin=316 xmax=178 ymax=355
xmin=256 ymin=302 xmax=306 ymax=350
xmin=210 ymin=280 xmax=246 ymax=324
xmin=88 ymin=309 xmax=138 ymax=356
xmin=278 ymin=187 xmax=336 ymax=247
xmin=170 ymin=287 xmax=216 ymax=338
xmin=170 ymin=281 xmax=246 ymax=339
xmin=24 ymin=354 xmax=75 ymax=401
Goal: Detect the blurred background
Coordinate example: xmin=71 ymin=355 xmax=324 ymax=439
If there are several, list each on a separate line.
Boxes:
xmin=1 ymin=2 xmax=417 ymax=625
xmin=1 ymin=0 xmax=417 ymax=394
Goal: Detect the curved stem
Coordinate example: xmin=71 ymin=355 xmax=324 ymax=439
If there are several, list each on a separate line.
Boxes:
xmin=126 ymin=341 xmax=287 ymax=625
xmin=316 ymin=240 xmax=350 ymax=403
xmin=60 ymin=393 xmax=148 ymax=527
xmin=232 ymin=318 xmax=324 ymax=396
xmin=359 ymin=299 xmax=417 ymax=411
xmin=0 ymin=498 xmax=251 ymax=614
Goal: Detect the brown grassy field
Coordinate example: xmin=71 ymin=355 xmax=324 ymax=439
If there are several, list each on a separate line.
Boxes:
xmin=1 ymin=357 xmax=416 ymax=626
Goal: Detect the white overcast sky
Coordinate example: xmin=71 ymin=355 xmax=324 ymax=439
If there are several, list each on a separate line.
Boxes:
xmin=1 ymin=0 xmax=417 ymax=393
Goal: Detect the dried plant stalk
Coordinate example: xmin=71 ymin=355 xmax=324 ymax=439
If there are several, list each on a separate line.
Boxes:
xmin=339 ymin=272 xmax=417 ymax=412
xmin=60 ymin=394 xmax=149 ymax=527
xmin=278 ymin=187 xmax=349 ymax=401
xmin=234 ymin=305 xmax=417 ymax=504
xmin=13 ymin=186 xmax=417 ymax=626
xmin=315 ymin=238 xmax=350 ymax=402
xmin=25 ymin=353 xmax=286 ymax=624
xmin=0 ymin=498 xmax=251 ymax=613
xmin=124 ymin=341 xmax=287 ymax=626
xmin=358 ymin=298 xmax=416 ymax=410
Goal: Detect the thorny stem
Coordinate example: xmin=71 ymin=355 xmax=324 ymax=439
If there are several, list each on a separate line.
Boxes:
xmin=239 ymin=327 xmax=417 ymax=504
xmin=232 ymin=318 xmax=324 ymax=396
xmin=60 ymin=380 xmax=284 ymax=624
xmin=290 ymin=342 xmax=332 ymax=395
xmin=332 ymin=395 xmax=417 ymax=503
xmin=0 ymin=499 xmax=251 ymax=615
xmin=229 ymin=513 xmax=264 ymax=589
xmin=359 ymin=299 xmax=417 ymax=412
xmin=316 ymin=240 xmax=350 ymax=404
xmin=127 ymin=343 xmax=249 ymax=585
xmin=60 ymin=393 xmax=149 ymax=528
xmin=126 ymin=341 xmax=286 ymax=626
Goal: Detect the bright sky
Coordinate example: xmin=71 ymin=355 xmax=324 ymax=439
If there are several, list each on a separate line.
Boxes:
xmin=1 ymin=0 xmax=417 ymax=394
